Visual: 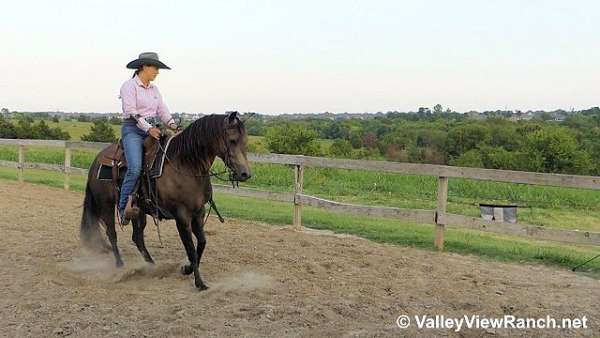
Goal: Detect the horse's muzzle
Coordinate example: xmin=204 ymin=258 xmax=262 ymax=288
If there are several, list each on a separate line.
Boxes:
xmin=236 ymin=171 xmax=251 ymax=181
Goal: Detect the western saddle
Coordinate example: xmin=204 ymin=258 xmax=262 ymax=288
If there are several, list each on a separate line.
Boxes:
xmin=97 ymin=134 xmax=173 ymax=219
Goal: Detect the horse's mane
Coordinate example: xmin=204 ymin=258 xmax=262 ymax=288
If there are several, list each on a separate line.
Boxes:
xmin=167 ymin=114 xmax=227 ymax=170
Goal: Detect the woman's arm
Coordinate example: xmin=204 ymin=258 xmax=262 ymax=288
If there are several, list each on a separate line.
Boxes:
xmin=156 ymin=90 xmax=177 ymax=129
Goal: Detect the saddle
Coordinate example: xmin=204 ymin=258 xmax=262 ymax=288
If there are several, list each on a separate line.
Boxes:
xmin=96 ymin=134 xmax=173 ymax=182
xmin=97 ymin=133 xmax=176 ymax=221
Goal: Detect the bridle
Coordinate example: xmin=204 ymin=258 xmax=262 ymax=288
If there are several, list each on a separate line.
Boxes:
xmin=219 ymin=121 xmax=241 ymax=185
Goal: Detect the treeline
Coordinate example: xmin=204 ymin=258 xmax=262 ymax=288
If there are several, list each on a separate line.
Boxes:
xmin=0 ymin=115 xmax=118 ymax=142
xmin=252 ymin=107 xmax=600 ymax=175
xmin=0 ymin=115 xmax=70 ymax=140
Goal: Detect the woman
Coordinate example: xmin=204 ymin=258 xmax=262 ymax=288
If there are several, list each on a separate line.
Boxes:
xmin=118 ymin=52 xmax=178 ymax=225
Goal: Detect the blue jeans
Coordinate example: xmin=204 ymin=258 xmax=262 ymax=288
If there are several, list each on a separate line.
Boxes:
xmin=118 ymin=122 xmax=147 ymax=214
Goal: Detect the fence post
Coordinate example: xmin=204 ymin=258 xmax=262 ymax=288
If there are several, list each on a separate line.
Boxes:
xmin=64 ymin=142 xmax=71 ymax=191
xmin=435 ymin=176 xmax=448 ymax=251
xmin=293 ymin=164 xmax=304 ymax=229
xmin=17 ymin=144 xmax=24 ymax=183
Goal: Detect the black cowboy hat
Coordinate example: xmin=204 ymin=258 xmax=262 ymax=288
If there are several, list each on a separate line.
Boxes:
xmin=126 ymin=52 xmax=171 ymax=70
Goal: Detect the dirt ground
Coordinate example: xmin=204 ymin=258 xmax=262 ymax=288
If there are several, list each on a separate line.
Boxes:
xmin=0 ymin=180 xmax=599 ymax=337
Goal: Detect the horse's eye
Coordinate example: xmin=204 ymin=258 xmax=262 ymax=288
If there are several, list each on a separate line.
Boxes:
xmin=229 ymin=139 xmax=237 ymax=145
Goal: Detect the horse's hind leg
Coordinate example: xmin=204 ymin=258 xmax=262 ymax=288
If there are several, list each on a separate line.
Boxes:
xmin=131 ymin=212 xmax=154 ymax=264
xmin=100 ymin=208 xmax=124 ymax=267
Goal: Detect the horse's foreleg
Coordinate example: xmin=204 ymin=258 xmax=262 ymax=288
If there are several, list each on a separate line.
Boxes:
xmin=131 ymin=212 xmax=154 ymax=264
xmin=176 ymin=216 xmax=208 ymax=290
xmin=194 ymin=208 xmax=207 ymax=262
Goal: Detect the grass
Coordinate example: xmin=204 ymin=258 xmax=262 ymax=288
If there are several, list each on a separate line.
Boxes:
xmin=1 ymin=166 xmax=599 ymax=274
xmin=55 ymin=120 xmax=121 ymax=140
xmin=1 ymin=144 xmax=600 ymax=232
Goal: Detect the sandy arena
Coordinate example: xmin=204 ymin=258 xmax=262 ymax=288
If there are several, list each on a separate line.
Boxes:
xmin=0 ymin=180 xmax=599 ymax=337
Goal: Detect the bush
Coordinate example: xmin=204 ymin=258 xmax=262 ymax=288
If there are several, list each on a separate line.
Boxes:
xmin=109 ymin=116 xmax=122 ymax=125
xmin=265 ymin=124 xmax=321 ymax=156
xmin=77 ymin=114 xmax=91 ymax=122
xmin=81 ymin=119 xmax=117 ymax=143
xmin=524 ymin=126 xmax=594 ymax=174
xmin=450 ymin=149 xmax=484 ymax=168
xmin=329 ymin=139 xmax=352 ymax=157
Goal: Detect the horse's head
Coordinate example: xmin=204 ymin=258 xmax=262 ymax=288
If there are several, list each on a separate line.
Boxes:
xmin=220 ymin=111 xmax=252 ymax=181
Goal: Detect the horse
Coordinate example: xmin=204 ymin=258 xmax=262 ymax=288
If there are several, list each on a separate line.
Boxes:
xmin=79 ymin=111 xmax=251 ymax=290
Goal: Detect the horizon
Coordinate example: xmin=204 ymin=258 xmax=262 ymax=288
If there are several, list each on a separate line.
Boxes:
xmin=2 ymin=1 xmax=598 ymax=114
xmin=5 ymin=106 xmax=597 ymax=116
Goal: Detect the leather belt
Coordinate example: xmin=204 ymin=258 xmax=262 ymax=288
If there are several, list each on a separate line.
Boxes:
xmin=123 ymin=116 xmax=158 ymax=126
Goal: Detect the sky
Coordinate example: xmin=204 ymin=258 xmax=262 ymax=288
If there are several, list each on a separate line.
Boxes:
xmin=1 ymin=0 xmax=598 ymax=114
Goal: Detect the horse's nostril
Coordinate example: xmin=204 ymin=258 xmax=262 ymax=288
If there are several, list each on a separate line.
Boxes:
xmin=240 ymin=172 xmax=250 ymax=180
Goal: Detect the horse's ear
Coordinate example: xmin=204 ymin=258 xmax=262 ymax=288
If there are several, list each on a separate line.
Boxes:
xmin=227 ymin=111 xmax=239 ymax=125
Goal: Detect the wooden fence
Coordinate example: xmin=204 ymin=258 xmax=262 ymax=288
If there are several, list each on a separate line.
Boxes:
xmin=2 ymin=138 xmax=600 ymax=250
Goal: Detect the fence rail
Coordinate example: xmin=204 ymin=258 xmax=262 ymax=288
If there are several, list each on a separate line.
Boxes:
xmin=1 ymin=138 xmax=599 ymax=248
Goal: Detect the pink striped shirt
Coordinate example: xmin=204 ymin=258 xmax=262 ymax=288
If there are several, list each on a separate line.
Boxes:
xmin=119 ymin=75 xmax=174 ymax=132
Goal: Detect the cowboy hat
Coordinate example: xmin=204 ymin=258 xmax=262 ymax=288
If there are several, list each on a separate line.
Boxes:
xmin=126 ymin=52 xmax=171 ymax=70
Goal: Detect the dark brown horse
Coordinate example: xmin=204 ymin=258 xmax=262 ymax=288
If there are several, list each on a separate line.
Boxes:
xmin=80 ymin=112 xmax=251 ymax=290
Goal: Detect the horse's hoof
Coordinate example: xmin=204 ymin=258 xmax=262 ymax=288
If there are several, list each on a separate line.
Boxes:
xmin=197 ymin=284 xmax=209 ymax=291
xmin=116 ymin=260 xmax=124 ymax=268
xmin=180 ymin=265 xmax=193 ymax=275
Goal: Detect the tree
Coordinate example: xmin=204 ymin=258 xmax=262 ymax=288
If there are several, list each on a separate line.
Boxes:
xmin=418 ymin=107 xmax=431 ymax=114
xmin=109 ymin=116 xmax=121 ymax=125
xmin=322 ymin=122 xmax=350 ymax=139
xmin=16 ymin=117 xmax=34 ymax=139
xmin=265 ymin=124 xmax=321 ymax=156
xmin=0 ymin=115 xmax=17 ymax=138
xmin=32 ymin=120 xmax=53 ymax=139
xmin=433 ymin=104 xmax=443 ymax=114
xmin=524 ymin=126 xmax=594 ymax=174
xmin=450 ymin=149 xmax=484 ymax=168
xmin=446 ymin=123 xmax=488 ymax=157
xmin=81 ymin=119 xmax=117 ymax=143
xmin=348 ymin=130 xmax=363 ymax=149
xmin=77 ymin=114 xmax=91 ymax=122
xmin=362 ymin=132 xmax=378 ymax=150
xmin=329 ymin=139 xmax=352 ymax=157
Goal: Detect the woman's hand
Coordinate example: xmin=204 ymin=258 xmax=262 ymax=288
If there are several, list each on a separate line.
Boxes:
xmin=149 ymin=127 xmax=161 ymax=140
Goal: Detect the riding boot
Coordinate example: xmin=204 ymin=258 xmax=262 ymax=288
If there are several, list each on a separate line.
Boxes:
xmin=124 ymin=195 xmax=140 ymax=222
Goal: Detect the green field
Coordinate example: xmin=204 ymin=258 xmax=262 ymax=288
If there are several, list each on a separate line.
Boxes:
xmin=1 ymin=166 xmax=600 ymax=275
xmin=1 ymin=144 xmax=599 ymax=230
xmin=2 ymin=130 xmax=600 ymax=274
xmin=55 ymin=120 xmax=121 ymax=140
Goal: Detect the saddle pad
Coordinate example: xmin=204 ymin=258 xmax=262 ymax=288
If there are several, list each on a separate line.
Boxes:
xmin=149 ymin=135 xmax=175 ymax=179
xmin=97 ymin=163 xmax=127 ymax=181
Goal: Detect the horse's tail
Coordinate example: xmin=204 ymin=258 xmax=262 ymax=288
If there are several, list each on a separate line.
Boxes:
xmin=80 ymin=182 xmax=109 ymax=252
